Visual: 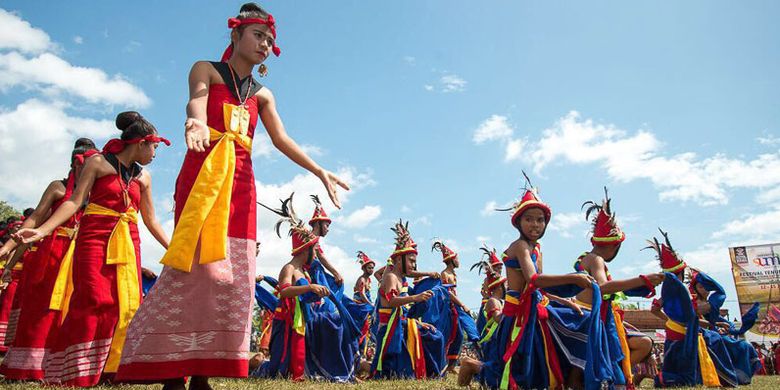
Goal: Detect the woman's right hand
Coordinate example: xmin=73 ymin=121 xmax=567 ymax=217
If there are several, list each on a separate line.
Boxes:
xmin=414 ymin=290 xmax=433 ymax=303
xmin=13 ymin=228 xmax=45 ymax=244
xmin=571 ymin=273 xmax=595 ymax=289
xmin=184 ymin=117 xmax=210 ymax=152
xmin=309 ymin=284 xmax=330 ymax=297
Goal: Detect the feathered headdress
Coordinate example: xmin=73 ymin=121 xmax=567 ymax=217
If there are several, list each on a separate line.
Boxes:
xmin=356 ymin=250 xmax=376 ymax=269
xmin=431 ymin=239 xmax=457 ymax=263
xmin=644 ymin=228 xmax=685 ymax=275
xmin=258 ymin=193 xmax=319 ymax=256
xmin=496 ymin=171 xmax=552 ymax=229
xmin=471 ymin=245 xmax=504 ymax=291
xmin=308 ymin=194 xmax=331 ymax=226
xmin=582 ymin=187 xmax=625 ymax=246
xmin=390 ymin=220 xmax=417 ymax=260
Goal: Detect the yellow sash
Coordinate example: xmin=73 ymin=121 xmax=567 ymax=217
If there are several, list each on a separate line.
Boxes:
xmin=49 ymin=203 xmax=141 ymax=373
xmin=160 ymin=104 xmax=252 ymax=272
xmin=611 ymin=304 xmax=634 ymax=385
xmin=406 ymin=318 xmax=423 ymax=371
xmin=664 ymin=319 xmax=721 ymax=387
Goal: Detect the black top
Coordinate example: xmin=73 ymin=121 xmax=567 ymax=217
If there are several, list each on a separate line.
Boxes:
xmin=104 ymin=153 xmax=142 ymax=184
xmin=209 ymin=61 xmax=263 ymax=101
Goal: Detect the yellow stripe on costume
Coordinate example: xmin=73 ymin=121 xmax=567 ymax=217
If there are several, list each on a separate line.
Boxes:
xmin=64 ymin=203 xmax=140 ymax=373
xmin=49 ymin=232 xmax=78 ymax=320
xmin=160 ymin=103 xmax=252 ymax=272
xmin=612 ymin=304 xmax=634 ymax=385
xmin=406 ymin=318 xmax=422 ymax=371
xmin=698 ymin=333 xmax=722 ymax=387
xmin=665 ymin=319 xmax=687 ymax=335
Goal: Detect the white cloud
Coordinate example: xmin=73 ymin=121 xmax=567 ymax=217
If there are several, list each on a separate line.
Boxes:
xmin=440 ymin=74 xmax=466 ymax=93
xmin=505 ymin=138 xmax=526 ymax=162
xmin=424 ymin=85 xmax=434 ymax=91
xmin=254 ymin=168 xmax=376 ymax=289
xmin=138 ymin=218 xmax=175 ymax=273
xmin=757 ymin=134 xmax=780 ymax=146
xmin=548 ymin=212 xmax=587 ymax=239
xmin=712 ymin=206 xmax=780 ymax=241
xmin=403 ymin=56 xmax=416 ymax=65
xmin=353 ymin=234 xmax=379 ymax=244
xmin=400 ymin=205 xmax=412 ymax=214
xmin=0 ymin=9 xmax=53 ymax=54
xmin=0 ymin=99 xmax=115 ymax=203
xmin=482 ymin=111 xmax=780 ymax=207
xmin=73 ymin=36 xmax=84 ymax=45
xmin=476 ymin=236 xmax=492 ymax=243
xmin=337 ymin=205 xmax=382 ymax=229
xmin=473 ymin=115 xmax=513 ymax=144
xmin=481 ymin=201 xmax=498 ymax=216
xmin=756 ymin=186 xmax=780 ymax=204
xmin=0 ymin=51 xmax=150 ymax=107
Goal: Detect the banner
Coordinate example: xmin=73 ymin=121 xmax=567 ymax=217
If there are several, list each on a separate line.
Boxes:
xmin=729 ymin=243 xmax=780 ymax=340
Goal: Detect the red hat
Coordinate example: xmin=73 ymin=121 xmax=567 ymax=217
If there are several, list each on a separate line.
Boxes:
xmin=583 ymin=187 xmax=625 ymax=246
xmin=645 ymin=228 xmax=686 ymax=274
xmin=390 ymin=220 xmax=417 ymax=260
xmin=432 ymin=240 xmax=457 ymax=263
xmin=357 ymin=251 xmax=376 ymax=269
xmin=481 ymin=245 xmax=502 ymax=267
xmin=308 ymin=195 xmax=331 ymax=226
xmin=498 ymin=171 xmax=552 ymax=229
xmin=103 ymin=134 xmax=171 ymax=154
xmin=258 ymin=193 xmax=318 ymax=257
xmin=485 ymin=276 xmax=507 ymax=293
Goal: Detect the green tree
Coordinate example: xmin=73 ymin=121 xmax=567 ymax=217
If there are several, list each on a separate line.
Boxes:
xmin=0 ymin=201 xmax=20 ymax=221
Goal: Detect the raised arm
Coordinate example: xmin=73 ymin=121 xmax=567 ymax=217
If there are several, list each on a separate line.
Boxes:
xmin=15 ymin=158 xmax=100 ymax=243
xmin=138 ymin=171 xmax=169 ymax=249
xmin=257 ymin=88 xmax=349 ymax=208
xmin=0 ymin=180 xmax=63 ymax=257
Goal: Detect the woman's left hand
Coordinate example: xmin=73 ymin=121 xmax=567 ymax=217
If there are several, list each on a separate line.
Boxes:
xmin=317 ymin=169 xmax=350 ymax=209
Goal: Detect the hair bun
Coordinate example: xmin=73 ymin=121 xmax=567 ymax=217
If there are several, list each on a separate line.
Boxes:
xmin=115 ymin=111 xmax=143 ymax=132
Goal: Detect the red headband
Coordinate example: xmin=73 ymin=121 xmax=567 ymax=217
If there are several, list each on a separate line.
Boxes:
xmin=221 ymin=15 xmax=282 ymax=62
xmin=73 ymin=149 xmax=101 ymax=165
xmin=102 ymin=135 xmax=171 ymax=154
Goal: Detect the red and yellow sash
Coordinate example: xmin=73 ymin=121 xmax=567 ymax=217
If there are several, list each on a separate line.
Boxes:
xmin=161 ymin=104 xmax=252 ymax=272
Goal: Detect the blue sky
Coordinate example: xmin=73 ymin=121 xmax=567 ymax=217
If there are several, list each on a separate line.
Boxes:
xmin=1 ymin=1 xmax=779 ymax=315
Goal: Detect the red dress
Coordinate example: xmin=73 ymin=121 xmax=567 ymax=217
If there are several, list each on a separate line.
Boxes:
xmin=0 ymin=257 xmax=24 ymax=352
xmin=117 ymin=75 xmax=258 ymax=380
xmin=43 ymin=172 xmax=142 ymax=386
xmin=0 ymin=177 xmax=81 ymax=379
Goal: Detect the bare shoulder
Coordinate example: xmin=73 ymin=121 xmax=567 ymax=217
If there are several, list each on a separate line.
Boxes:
xmin=255 ymin=86 xmax=274 ymax=104
xmin=582 ymin=252 xmax=604 ymax=270
xmin=46 ymin=179 xmax=67 ymax=195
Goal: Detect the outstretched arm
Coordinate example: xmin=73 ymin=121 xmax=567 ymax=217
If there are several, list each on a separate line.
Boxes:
xmin=257 ymin=88 xmax=350 ymax=208
xmin=0 ymin=180 xmax=63 ymax=257
xmin=15 ymin=158 xmax=100 ymax=243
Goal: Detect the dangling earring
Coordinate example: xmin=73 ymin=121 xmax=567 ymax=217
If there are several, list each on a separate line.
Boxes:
xmin=258 ymin=64 xmax=268 ymax=77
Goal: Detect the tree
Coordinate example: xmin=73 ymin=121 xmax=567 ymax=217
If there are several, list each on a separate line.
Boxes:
xmin=0 ymin=201 xmax=20 ymax=221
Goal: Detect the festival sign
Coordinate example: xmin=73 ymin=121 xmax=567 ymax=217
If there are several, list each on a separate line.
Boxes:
xmin=729 ymin=243 xmax=780 ymax=339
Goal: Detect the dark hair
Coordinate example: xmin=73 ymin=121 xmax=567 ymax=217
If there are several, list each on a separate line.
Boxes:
xmin=71 ymin=138 xmax=98 ymax=165
xmin=236 ymin=3 xmax=270 ymax=35
xmin=116 ymin=111 xmax=157 ymax=141
xmin=23 ymin=208 xmax=34 ymax=218
xmin=74 ymin=138 xmax=96 ymax=149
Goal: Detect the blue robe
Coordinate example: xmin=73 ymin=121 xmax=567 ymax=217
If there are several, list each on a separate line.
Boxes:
xmin=654 ymin=273 xmax=702 ymax=387
xmin=370 ymin=277 xmax=447 ymax=379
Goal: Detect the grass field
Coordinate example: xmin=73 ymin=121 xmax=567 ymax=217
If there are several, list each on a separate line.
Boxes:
xmin=1 ymin=375 xmax=779 ymax=389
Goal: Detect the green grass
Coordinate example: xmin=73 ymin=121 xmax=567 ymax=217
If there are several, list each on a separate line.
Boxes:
xmin=1 ymin=375 xmax=779 ymax=389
